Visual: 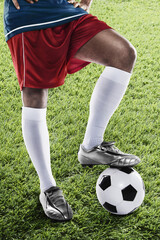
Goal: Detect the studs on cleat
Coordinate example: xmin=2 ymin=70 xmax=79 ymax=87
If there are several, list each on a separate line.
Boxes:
xmin=82 ymin=164 xmax=93 ymax=168
xmin=89 ymin=165 xmax=93 ymax=168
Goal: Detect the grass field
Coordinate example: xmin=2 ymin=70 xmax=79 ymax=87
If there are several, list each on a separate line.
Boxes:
xmin=0 ymin=0 xmax=160 ymax=239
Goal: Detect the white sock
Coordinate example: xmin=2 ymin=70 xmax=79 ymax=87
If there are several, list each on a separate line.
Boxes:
xmin=22 ymin=107 xmax=56 ymax=192
xmin=82 ymin=67 xmax=131 ymax=150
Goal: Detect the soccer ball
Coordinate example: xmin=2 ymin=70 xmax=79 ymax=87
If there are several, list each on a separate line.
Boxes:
xmin=96 ymin=167 xmax=145 ymax=215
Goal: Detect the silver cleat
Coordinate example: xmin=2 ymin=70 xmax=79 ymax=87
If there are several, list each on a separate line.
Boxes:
xmin=78 ymin=141 xmax=140 ymax=168
xmin=39 ymin=186 xmax=73 ymax=221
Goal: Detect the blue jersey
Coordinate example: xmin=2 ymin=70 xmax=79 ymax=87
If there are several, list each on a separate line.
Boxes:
xmin=4 ymin=0 xmax=88 ymax=41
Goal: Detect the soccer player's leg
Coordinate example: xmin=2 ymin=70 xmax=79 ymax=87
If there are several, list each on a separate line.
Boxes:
xmin=75 ymin=29 xmax=140 ymax=167
xmin=22 ymin=87 xmax=73 ymax=221
xmin=7 ymin=30 xmax=74 ymax=221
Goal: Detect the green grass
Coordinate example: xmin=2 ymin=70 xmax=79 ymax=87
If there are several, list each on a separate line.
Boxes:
xmin=0 ymin=0 xmax=160 ymax=239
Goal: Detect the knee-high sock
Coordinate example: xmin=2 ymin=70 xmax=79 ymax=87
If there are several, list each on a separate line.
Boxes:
xmin=22 ymin=107 xmax=56 ymax=192
xmin=82 ymin=67 xmax=131 ymax=150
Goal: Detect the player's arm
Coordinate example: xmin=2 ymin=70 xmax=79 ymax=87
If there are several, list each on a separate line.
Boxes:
xmin=67 ymin=0 xmax=93 ymax=12
xmin=12 ymin=0 xmax=38 ymax=10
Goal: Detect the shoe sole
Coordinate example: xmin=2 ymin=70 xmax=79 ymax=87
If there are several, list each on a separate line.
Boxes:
xmin=78 ymin=154 xmax=140 ymax=168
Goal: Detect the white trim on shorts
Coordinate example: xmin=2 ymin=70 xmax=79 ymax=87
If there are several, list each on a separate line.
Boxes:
xmin=22 ymin=33 xmax=26 ymax=88
xmin=5 ymin=13 xmax=85 ymax=39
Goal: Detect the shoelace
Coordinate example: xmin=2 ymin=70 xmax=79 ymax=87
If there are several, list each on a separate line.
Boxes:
xmin=45 ymin=187 xmax=64 ymax=206
xmin=97 ymin=141 xmax=123 ymax=154
xmin=45 ymin=187 xmax=70 ymax=219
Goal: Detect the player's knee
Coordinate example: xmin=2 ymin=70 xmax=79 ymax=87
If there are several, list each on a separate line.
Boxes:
xmin=22 ymin=88 xmax=48 ymax=108
xmin=119 ymin=43 xmax=137 ymax=71
xmin=103 ymin=40 xmax=137 ymax=72
xmin=126 ymin=44 xmax=137 ymax=64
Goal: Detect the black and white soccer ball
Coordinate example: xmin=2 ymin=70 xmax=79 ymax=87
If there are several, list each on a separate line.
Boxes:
xmin=96 ymin=167 xmax=145 ymax=215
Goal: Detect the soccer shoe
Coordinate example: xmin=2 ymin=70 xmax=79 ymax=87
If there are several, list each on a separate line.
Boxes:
xmin=78 ymin=141 xmax=140 ymax=168
xmin=39 ymin=186 xmax=73 ymax=221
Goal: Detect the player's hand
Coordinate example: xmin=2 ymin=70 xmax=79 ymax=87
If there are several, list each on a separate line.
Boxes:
xmin=12 ymin=0 xmax=38 ymax=10
xmin=67 ymin=0 xmax=90 ymax=12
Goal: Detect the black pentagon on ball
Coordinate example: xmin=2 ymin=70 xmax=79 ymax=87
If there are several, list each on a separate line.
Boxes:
xmin=99 ymin=175 xmax=111 ymax=191
xmin=103 ymin=202 xmax=117 ymax=213
xmin=119 ymin=167 xmax=134 ymax=174
xmin=122 ymin=184 xmax=137 ymax=201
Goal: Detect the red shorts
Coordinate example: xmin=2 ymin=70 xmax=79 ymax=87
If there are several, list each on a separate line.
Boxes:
xmin=7 ymin=14 xmax=111 ymax=90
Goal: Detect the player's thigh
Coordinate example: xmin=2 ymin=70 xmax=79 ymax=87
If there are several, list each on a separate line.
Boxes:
xmin=74 ymin=29 xmax=136 ymax=71
xmin=22 ymin=87 xmax=48 ymax=108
